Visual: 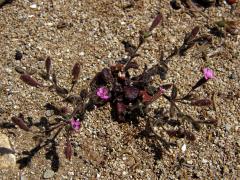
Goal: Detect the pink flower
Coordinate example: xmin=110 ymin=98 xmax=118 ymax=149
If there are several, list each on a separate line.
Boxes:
xmin=70 ymin=118 xmax=81 ymax=131
xmin=96 ymin=87 xmax=110 ymax=100
xmin=203 ymin=68 xmax=214 ymax=80
xmin=159 ymin=87 xmax=165 ymax=94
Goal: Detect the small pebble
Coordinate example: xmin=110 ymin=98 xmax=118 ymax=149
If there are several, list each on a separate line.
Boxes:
xmin=15 ymin=50 xmax=23 ymax=60
xmin=45 ymin=110 xmax=54 ymax=117
xmin=0 ymin=107 xmax=5 ymax=114
xmin=5 ymin=68 xmax=12 ymax=74
xmin=202 ymin=159 xmax=208 ymax=164
xmin=225 ymin=124 xmax=232 ymax=131
xmin=187 ymin=160 xmax=193 ymax=165
xmin=20 ymin=175 xmax=27 ymax=180
xmin=68 ymin=171 xmax=74 ymax=176
xmin=122 ymin=171 xmax=128 ymax=176
xmin=43 ymin=169 xmax=55 ymax=179
xmin=96 ymin=173 xmax=100 ymax=178
xmin=30 ymin=4 xmax=37 ymax=9
xmin=228 ymin=73 xmax=237 ymax=80
xmin=181 ymin=144 xmax=187 ymax=153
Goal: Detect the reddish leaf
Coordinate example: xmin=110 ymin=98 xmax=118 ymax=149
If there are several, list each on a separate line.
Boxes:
xmin=185 ymin=131 xmax=196 ymax=141
xmin=191 ymin=99 xmax=212 ymax=106
xmin=140 ymin=88 xmax=164 ymax=104
xmin=150 ymin=88 xmax=165 ymax=102
xmin=72 ymin=63 xmax=81 ymax=82
xmin=149 ymin=13 xmax=163 ymax=32
xmin=115 ymin=102 xmax=127 ymax=122
xmin=184 ymin=26 xmax=200 ymax=44
xmin=124 ymin=86 xmax=139 ymax=100
xmin=196 ymin=119 xmax=218 ymax=126
xmin=116 ymin=102 xmax=127 ymax=114
xmin=226 ymin=0 xmax=237 ymax=5
xmin=101 ymin=68 xmax=114 ymax=84
xmin=18 ymin=113 xmax=24 ymax=121
xmin=20 ymin=74 xmax=43 ymax=88
xmin=11 ymin=116 xmax=29 ymax=131
xmin=64 ymin=139 xmax=72 ymax=160
xmin=45 ymin=56 xmax=51 ymax=77
xmin=140 ymin=90 xmax=153 ymax=103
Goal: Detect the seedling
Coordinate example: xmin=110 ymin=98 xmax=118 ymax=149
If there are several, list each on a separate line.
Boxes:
xmin=10 ymin=13 xmax=217 ymax=171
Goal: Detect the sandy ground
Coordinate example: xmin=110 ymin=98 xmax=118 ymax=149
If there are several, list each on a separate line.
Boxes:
xmin=0 ymin=0 xmax=240 ymax=179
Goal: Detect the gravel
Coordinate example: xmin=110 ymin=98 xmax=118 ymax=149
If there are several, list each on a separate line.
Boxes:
xmin=43 ymin=169 xmax=55 ymax=179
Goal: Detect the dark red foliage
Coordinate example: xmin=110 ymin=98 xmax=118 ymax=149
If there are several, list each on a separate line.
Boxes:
xmin=101 ymin=68 xmax=114 ymax=84
xmin=116 ymin=102 xmax=127 ymax=122
xmin=72 ymin=63 xmax=81 ymax=82
xmin=64 ymin=139 xmax=72 ymax=160
xmin=13 ymin=13 xmax=217 ymax=165
xmin=124 ymin=86 xmax=139 ymax=100
xmin=11 ymin=116 xmax=30 ymax=131
xmin=116 ymin=102 xmax=127 ymax=114
xmin=191 ymin=99 xmax=212 ymax=106
xmin=226 ymin=0 xmax=237 ymax=5
xmin=185 ymin=131 xmax=196 ymax=141
xmin=140 ymin=90 xmax=153 ymax=103
xmin=149 ymin=13 xmax=163 ymax=32
xmin=20 ymin=74 xmax=43 ymax=88
xmin=45 ymin=57 xmax=51 ymax=77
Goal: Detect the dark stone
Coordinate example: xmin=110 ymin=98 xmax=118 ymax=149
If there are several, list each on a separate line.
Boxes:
xmin=15 ymin=50 xmax=23 ymax=61
xmin=170 ymin=0 xmax=181 ymax=10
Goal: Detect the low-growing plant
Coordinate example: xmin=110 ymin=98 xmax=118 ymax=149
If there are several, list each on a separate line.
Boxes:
xmin=10 ymin=13 xmax=217 ymax=171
